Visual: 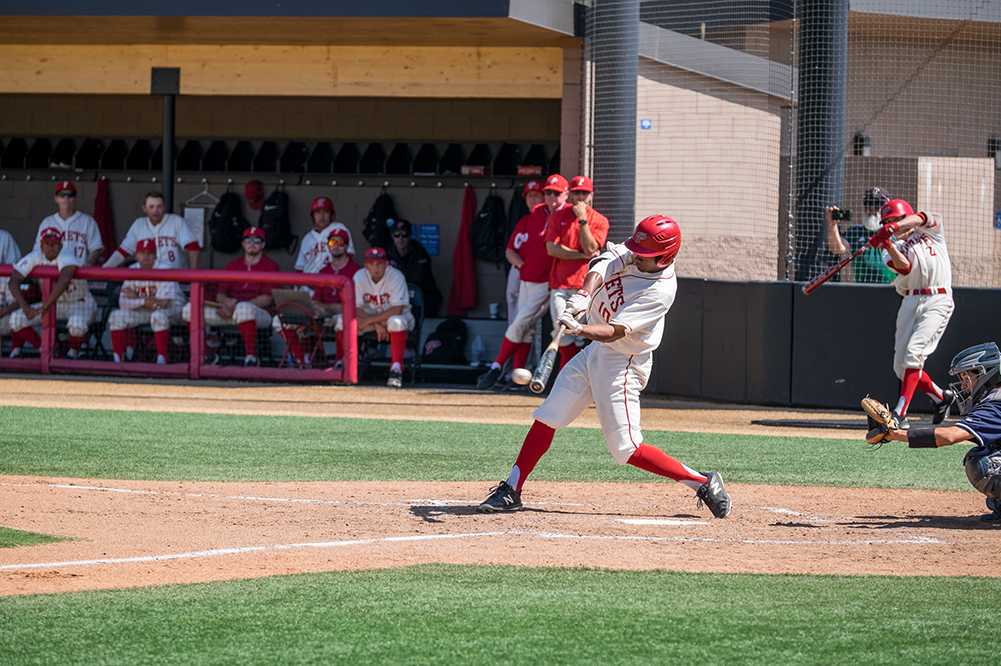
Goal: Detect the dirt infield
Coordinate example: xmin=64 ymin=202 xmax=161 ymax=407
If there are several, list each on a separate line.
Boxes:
xmin=4 ymin=376 xmax=998 ymax=597
xmin=1 ymin=476 xmax=999 ymax=597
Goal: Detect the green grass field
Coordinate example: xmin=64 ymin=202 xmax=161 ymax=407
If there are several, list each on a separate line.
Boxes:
xmin=0 ymin=526 xmax=63 ymax=549
xmin=0 ymin=406 xmax=970 ymax=489
xmin=0 ymin=405 xmax=989 ymax=664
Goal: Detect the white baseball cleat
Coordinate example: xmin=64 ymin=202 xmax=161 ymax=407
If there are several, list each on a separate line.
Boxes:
xmin=156 ymin=354 xmax=167 ymax=365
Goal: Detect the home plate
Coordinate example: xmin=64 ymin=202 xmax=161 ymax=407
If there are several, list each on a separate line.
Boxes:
xmin=616 ymin=518 xmax=709 ymax=527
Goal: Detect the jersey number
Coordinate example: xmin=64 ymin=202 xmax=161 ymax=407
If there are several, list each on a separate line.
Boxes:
xmin=922 ymin=237 xmax=937 ymax=256
xmin=75 ymin=246 xmax=86 ymax=259
xmin=167 ymin=250 xmax=176 ymax=263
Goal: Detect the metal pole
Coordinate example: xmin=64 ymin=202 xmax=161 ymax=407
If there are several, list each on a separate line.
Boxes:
xmin=163 ymin=93 xmax=176 ymax=212
xmin=591 ymin=0 xmax=639 ymax=240
xmin=793 ymin=0 xmax=848 ymax=281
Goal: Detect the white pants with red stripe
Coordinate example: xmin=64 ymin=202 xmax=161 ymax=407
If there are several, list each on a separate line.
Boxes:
xmin=533 ymin=342 xmax=651 ymax=464
xmin=8 ymin=297 xmax=96 ymax=337
xmin=109 ymin=305 xmax=182 ymax=332
xmin=893 ymin=293 xmax=954 ymax=379
xmin=505 ymin=280 xmax=550 ymax=343
xmin=505 ymin=266 xmax=520 ymax=328
xmin=182 ymin=302 xmax=272 ymax=328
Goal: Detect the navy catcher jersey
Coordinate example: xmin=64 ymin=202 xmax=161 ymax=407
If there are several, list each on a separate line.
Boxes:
xmin=956 ymin=389 xmax=1001 ymax=449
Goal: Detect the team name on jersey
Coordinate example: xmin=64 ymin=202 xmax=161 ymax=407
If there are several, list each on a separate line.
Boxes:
xmin=513 ymin=232 xmax=529 ymax=250
xmin=303 ymin=243 xmax=327 ymax=264
xmin=899 ymin=232 xmax=939 ymax=257
xmin=363 ymin=293 xmax=391 ymax=306
xmin=596 ymin=277 xmax=626 ymax=321
xmin=62 ymin=230 xmax=90 ymax=245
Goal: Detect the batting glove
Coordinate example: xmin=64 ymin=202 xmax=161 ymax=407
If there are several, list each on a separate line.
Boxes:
xmin=558 ymin=311 xmax=584 ymax=335
xmin=564 ymin=290 xmax=590 ymax=317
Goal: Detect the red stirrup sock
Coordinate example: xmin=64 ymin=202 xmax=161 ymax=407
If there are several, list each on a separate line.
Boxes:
xmin=154 ymin=330 xmax=170 ymax=358
xmin=558 ymin=345 xmax=577 ymax=369
xmin=111 ymin=330 xmax=127 ymax=357
xmin=493 ymin=337 xmax=517 ymax=366
xmin=10 ymin=329 xmax=25 ymax=349
xmin=513 ymin=342 xmax=531 ymax=369
xmin=895 ymin=368 xmax=922 ymax=417
xmin=390 ymin=331 xmax=407 ymax=366
xmin=916 ymin=371 xmax=944 ymax=402
xmin=20 ymin=327 xmax=41 ymax=349
xmin=505 ymin=420 xmax=556 ymax=492
xmin=283 ymin=331 xmax=304 ymax=364
xmin=335 ymin=330 xmax=344 ymax=360
xmin=67 ymin=335 xmax=84 ymax=351
xmin=237 ymin=320 xmax=257 ymax=357
xmin=628 ymin=444 xmax=708 ymax=491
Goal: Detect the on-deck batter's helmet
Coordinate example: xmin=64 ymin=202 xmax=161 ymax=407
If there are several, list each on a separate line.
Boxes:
xmin=310 ymin=196 xmax=335 ymax=216
xmin=625 ymin=215 xmax=682 ymax=268
xmin=880 ymin=198 xmax=914 ymax=224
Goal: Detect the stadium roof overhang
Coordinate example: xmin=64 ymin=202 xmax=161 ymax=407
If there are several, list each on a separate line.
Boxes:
xmin=0 ymin=0 xmax=582 ymax=47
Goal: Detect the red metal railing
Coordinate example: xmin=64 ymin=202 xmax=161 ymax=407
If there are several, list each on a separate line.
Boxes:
xmin=0 ymin=265 xmax=358 ymax=384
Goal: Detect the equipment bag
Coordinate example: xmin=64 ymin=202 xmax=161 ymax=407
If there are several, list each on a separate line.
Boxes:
xmin=258 ymin=189 xmax=295 ymax=250
xmin=422 ymin=316 xmax=468 ymax=365
xmin=362 ymin=192 xmax=398 ymax=249
xmin=207 ymin=191 xmax=248 ymax=254
xmin=471 ymin=193 xmax=508 ymax=264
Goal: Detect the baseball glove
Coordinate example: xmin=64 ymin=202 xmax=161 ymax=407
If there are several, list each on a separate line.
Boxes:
xmin=861 ymin=395 xmax=898 ymax=448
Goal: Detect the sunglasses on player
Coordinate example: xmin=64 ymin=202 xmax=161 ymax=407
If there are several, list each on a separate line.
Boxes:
xmin=56 ymin=192 xmax=76 ymax=198
xmin=244 ymin=237 xmax=265 ymax=245
xmin=327 ymin=237 xmax=348 ymax=247
xmin=392 ymin=232 xmax=409 ymax=239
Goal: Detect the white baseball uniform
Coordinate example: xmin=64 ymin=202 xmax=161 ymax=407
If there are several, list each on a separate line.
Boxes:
xmin=294 ymin=223 xmax=356 ymax=273
xmin=35 ymin=212 xmax=103 ymax=264
xmin=505 ymin=266 xmax=520 ymax=328
xmin=330 ymin=265 xmax=413 ymax=333
xmin=534 ymin=243 xmax=677 ymax=464
xmin=108 ymin=265 xmax=186 ymax=333
xmin=8 ymin=249 xmax=94 ymax=336
xmin=0 ymin=229 xmax=21 ymax=335
xmin=107 ymin=214 xmax=200 ymax=268
xmin=881 ymin=212 xmax=954 ymax=378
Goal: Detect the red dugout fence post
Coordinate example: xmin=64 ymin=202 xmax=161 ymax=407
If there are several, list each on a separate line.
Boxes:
xmin=189 ymin=282 xmax=204 ymax=380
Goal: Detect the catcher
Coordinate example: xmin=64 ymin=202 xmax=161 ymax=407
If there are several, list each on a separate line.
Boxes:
xmin=862 ymin=341 xmax=1001 ymax=522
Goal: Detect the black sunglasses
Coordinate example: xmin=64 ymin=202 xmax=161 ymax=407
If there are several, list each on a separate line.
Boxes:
xmin=392 ymin=232 xmax=409 ymax=238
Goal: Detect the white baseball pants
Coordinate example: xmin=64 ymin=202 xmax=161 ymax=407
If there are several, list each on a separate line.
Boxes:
xmin=893 ymin=293 xmax=954 ymax=379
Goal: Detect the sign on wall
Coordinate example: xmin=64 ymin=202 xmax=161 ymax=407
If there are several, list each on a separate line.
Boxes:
xmin=416 ymin=224 xmax=440 ymax=256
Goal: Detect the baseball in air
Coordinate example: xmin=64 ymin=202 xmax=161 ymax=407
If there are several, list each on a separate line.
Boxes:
xmin=511 ymin=368 xmax=533 ymax=385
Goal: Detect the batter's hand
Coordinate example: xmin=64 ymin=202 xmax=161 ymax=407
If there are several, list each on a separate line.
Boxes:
xmin=558 ymin=311 xmax=583 ymax=335
xmin=564 ymin=291 xmax=590 ymax=317
xmin=867 ymin=222 xmax=897 ymax=248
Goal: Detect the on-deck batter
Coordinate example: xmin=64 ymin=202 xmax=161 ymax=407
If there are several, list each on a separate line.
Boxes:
xmin=478 ymin=214 xmax=731 ymax=518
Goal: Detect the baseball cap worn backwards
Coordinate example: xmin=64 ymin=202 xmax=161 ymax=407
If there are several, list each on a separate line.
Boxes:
xmin=40 ymin=227 xmax=64 ymax=242
xmin=135 ymin=238 xmax=157 ymax=253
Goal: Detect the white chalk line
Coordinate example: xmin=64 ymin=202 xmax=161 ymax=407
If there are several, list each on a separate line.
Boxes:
xmin=616 ymin=518 xmax=709 ymax=527
xmin=0 ymin=529 xmax=948 ymax=574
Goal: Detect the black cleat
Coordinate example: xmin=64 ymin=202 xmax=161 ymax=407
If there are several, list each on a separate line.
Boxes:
xmin=696 ymin=471 xmax=732 ymax=518
xmin=932 ymin=389 xmax=956 ymax=425
xmin=981 ymin=497 xmax=1001 ymax=523
xmin=476 ymin=366 xmax=502 ymax=390
xmin=892 ymin=410 xmax=910 ymax=431
xmin=478 ymin=481 xmax=522 ymax=513
xmin=387 ymin=368 xmax=403 ymax=388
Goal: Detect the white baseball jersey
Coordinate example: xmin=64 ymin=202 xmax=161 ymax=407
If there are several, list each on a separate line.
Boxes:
xmin=354 ymin=265 xmax=410 ymax=316
xmin=881 ymin=212 xmax=951 ymax=295
xmin=14 ymin=249 xmax=89 ymax=303
xmin=585 ymin=243 xmax=678 ymax=356
xmin=118 ymin=264 xmax=186 ymax=309
xmin=117 ymin=214 xmax=200 ymax=268
xmin=295 ymin=223 xmax=356 ymax=273
xmin=0 ymin=229 xmax=22 ymax=304
xmin=35 ymin=212 xmax=103 ymax=263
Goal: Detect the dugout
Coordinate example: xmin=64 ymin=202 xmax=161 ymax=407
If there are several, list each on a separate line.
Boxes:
xmin=0 ymin=1 xmax=584 ymax=318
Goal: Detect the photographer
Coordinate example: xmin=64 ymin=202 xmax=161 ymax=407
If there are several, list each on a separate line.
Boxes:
xmin=824 ymin=186 xmax=895 ymax=284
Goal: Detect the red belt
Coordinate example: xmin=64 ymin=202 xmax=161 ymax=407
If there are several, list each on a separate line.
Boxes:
xmin=906 ymin=288 xmax=947 ymax=296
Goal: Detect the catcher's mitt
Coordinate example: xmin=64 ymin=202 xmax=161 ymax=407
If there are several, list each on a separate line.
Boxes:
xmin=861 ymin=395 xmax=898 ymax=448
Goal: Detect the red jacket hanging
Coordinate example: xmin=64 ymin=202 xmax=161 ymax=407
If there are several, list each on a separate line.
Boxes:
xmin=448 ymin=185 xmax=478 ymax=315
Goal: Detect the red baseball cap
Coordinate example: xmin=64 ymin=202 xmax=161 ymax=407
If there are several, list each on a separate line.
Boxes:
xmin=364 ymin=246 xmax=387 ymax=263
xmin=39 ymin=227 xmax=63 ymax=242
xmin=522 ymin=180 xmax=543 ymax=196
xmin=244 ymin=180 xmax=265 ymax=210
xmin=542 ymin=174 xmax=569 ymax=193
xmin=310 ymin=196 xmax=335 ymax=216
xmin=135 ymin=238 xmax=157 ymax=254
xmin=54 ymin=180 xmax=77 ymax=196
xmin=327 ymin=228 xmax=350 ymax=247
xmin=242 ymin=226 xmax=267 ymax=240
xmin=569 ymin=175 xmax=593 ymax=193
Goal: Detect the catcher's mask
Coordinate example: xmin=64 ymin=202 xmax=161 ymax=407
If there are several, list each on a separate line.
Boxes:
xmin=948 ymin=342 xmax=1001 ymax=415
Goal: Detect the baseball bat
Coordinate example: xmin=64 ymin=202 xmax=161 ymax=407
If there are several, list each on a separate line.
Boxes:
xmin=801 ymin=243 xmax=869 ymax=295
xmin=529 ymin=325 xmax=567 ymax=394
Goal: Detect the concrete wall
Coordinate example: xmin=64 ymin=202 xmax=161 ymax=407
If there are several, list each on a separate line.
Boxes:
xmin=635 ymin=58 xmax=783 ymax=279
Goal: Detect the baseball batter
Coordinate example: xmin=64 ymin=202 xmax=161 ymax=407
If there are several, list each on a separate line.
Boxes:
xmin=35 ymin=181 xmax=104 ymax=265
xmin=545 ymin=175 xmax=609 ymax=369
xmin=0 ymin=228 xmax=23 ymax=341
xmin=294 ymin=196 xmax=356 ymax=274
xmin=104 ymin=192 xmax=200 ymax=269
xmin=479 ymin=215 xmax=731 ymax=518
xmin=184 ymin=226 xmax=279 ymax=366
xmin=865 ymin=341 xmax=1001 ymax=522
xmin=477 ymin=176 xmax=568 ymax=389
xmin=7 ymin=228 xmax=94 ymax=359
xmin=870 ymin=198 xmax=954 ymax=426
xmin=108 ymin=239 xmax=185 ymax=365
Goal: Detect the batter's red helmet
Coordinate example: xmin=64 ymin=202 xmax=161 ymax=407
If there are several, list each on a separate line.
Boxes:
xmin=880 ymin=198 xmax=913 ymax=224
xmin=625 ymin=215 xmax=682 ymax=268
xmin=310 ymin=196 xmax=335 ymax=216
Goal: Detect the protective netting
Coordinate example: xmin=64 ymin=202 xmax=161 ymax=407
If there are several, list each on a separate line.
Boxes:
xmin=584 ymin=1 xmax=1001 ymax=286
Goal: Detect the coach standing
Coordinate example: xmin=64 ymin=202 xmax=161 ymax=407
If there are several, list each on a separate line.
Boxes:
xmin=545 ymin=175 xmax=608 ymax=369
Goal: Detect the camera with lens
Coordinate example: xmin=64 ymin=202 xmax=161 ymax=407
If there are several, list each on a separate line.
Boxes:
xmin=830 ymin=206 xmax=852 ymax=222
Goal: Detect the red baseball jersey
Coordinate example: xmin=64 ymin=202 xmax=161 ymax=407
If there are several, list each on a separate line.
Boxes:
xmin=545 ymin=206 xmax=609 ymax=289
xmin=315 ymin=258 xmax=361 ymax=304
xmin=506 ymin=203 xmax=556 ymax=284
xmin=219 ymin=255 xmax=282 ymax=303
